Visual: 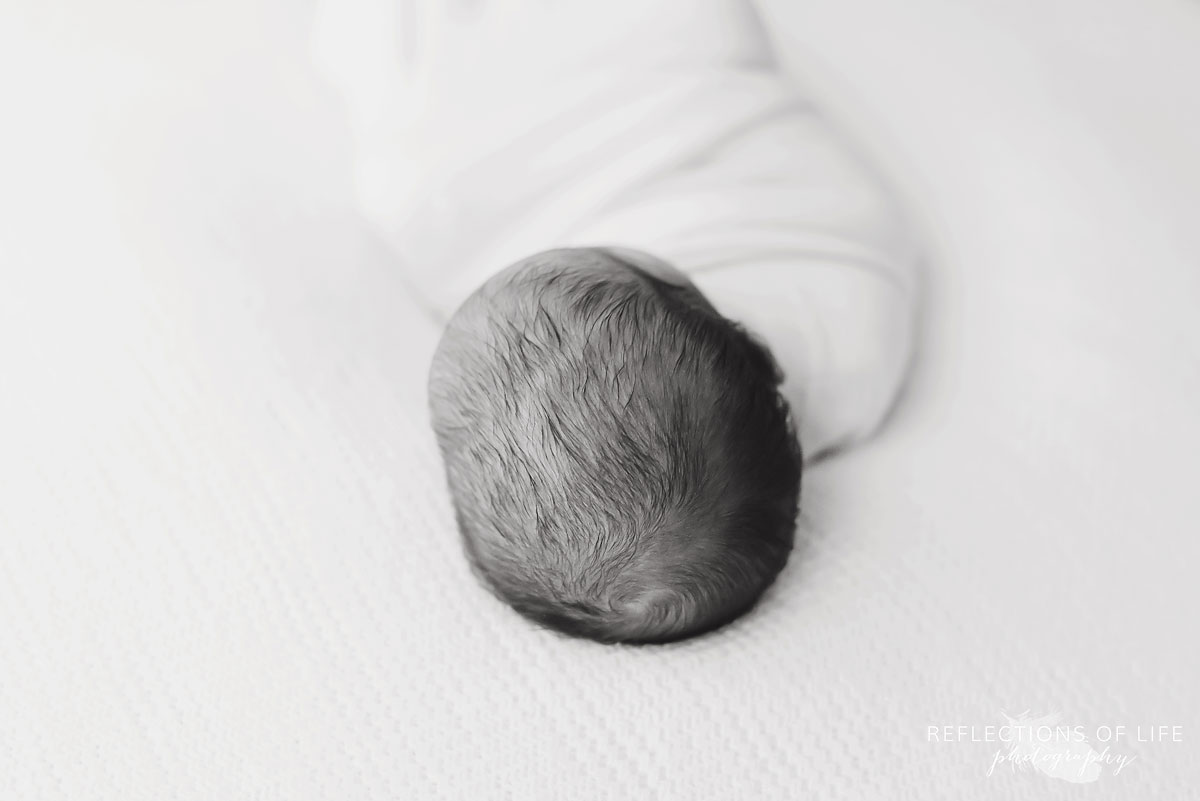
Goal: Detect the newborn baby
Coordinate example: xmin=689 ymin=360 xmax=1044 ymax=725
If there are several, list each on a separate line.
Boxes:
xmin=314 ymin=0 xmax=918 ymax=642
xmin=429 ymin=247 xmax=802 ymax=643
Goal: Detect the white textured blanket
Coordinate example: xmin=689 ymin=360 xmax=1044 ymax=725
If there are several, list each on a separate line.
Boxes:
xmin=1 ymin=1 xmax=1197 ymax=798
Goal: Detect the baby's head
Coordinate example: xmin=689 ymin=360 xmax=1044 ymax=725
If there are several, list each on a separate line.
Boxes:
xmin=429 ymin=247 xmax=802 ymax=643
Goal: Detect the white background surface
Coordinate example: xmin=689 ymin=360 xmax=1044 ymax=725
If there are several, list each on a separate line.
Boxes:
xmin=2 ymin=0 xmax=1198 ymax=797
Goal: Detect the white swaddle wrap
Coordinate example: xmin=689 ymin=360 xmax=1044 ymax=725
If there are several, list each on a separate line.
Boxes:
xmin=312 ymin=0 xmax=918 ymax=457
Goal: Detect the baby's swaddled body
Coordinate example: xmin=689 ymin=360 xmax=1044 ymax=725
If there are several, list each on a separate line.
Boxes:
xmin=315 ymin=0 xmax=918 ymax=641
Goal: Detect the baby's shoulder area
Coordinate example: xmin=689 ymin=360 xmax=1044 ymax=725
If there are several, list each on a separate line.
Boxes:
xmin=386 ymin=69 xmax=811 ymax=315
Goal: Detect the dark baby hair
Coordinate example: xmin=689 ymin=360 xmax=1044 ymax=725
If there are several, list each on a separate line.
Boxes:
xmin=428 ymin=248 xmax=802 ymax=644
